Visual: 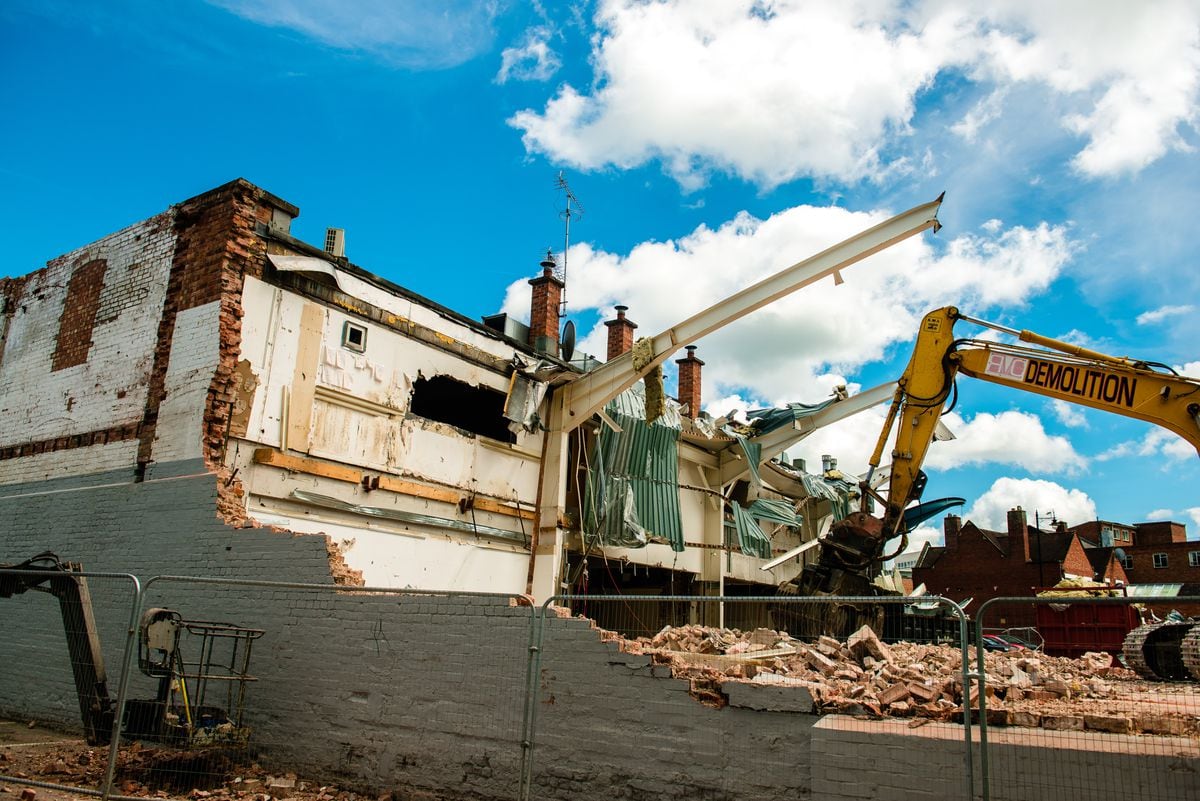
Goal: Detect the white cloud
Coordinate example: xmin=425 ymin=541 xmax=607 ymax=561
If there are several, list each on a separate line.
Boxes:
xmin=904 ymin=523 xmax=944 ymax=555
xmin=781 ymin=407 xmax=1084 ymax=486
xmin=1049 ymin=400 xmax=1088 ymax=429
xmin=1097 ymin=429 xmax=1196 ymax=464
xmin=1137 ymin=305 xmax=1194 ymax=325
xmin=209 ymin=0 xmax=498 ymax=68
xmin=496 ymin=26 xmax=560 ymax=83
xmin=510 ymin=0 xmax=1200 ymax=186
xmin=503 ymin=203 xmax=1072 ymax=407
xmin=1189 ymin=508 xmax=1200 ymax=531
xmin=923 ymin=411 xmax=1087 ymax=474
xmin=952 ymin=89 xmax=1008 ymax=143
xmin=964 ymin=477 xmax=1097 ymax=530
xmin=1146 ymin=508 xmax=1174 ymax=520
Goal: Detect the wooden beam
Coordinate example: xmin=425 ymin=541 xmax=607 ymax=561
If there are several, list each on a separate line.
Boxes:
xmin=251 ymin=448 xmax=535 ymax=521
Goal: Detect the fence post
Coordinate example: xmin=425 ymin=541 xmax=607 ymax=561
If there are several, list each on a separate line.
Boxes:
xmin=99 ymin=574 xmax=143 ymax=801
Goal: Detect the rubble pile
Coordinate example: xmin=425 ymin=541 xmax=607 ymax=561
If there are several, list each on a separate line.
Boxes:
xmin=628 ymin=624 xmax=1200 ymax=736
xmin=0 ymin=742 xmax=359 ymax=801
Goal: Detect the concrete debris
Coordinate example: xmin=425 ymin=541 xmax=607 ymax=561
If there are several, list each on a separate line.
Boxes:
xmin=627 ymin=623 xmax=1200 ymax=736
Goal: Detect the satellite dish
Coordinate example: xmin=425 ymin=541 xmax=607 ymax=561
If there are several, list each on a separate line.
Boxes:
xmin=560 ymin=320 xmax=576 ymax=363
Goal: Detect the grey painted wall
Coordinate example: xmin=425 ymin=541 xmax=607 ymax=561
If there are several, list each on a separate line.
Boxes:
xmin=2 ymin=466 xmax=1194 ymax=801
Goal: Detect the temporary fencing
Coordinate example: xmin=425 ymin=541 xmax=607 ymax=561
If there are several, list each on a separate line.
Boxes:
xmin=125 ymin=577 xmax=537 ymax=801
xmin=0 ymin=569 xmax=537 ymax=801
xmin=0 ymin=561 xmax=141 ymax=798
xmin=522 ymin=594 xmax=974 ymax=801
xmin=7 ymin=570 xmax=1198 ymax=801
xmin=974 ymin=595 xmax=1200 ymax=801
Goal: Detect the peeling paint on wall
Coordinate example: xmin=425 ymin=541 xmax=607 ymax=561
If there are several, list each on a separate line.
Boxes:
xmin=229 ymin=359 xmax=259 ymax=438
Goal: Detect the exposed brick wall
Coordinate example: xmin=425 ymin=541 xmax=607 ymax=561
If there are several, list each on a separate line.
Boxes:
xmin=915 ymin=519 xmax=1129 ymax=629
xmin=50 ymin=258 xmax=108 ymax=371
xmin=138 ymin=180 xmax=272 ymax=525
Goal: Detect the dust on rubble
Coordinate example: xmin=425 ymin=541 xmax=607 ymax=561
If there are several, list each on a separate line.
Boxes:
xmin=616 ymin=622 xmax=1200 ymax=736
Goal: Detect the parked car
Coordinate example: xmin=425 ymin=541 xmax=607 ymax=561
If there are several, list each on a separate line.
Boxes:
xmin=980 ymin=634 xmax=1015 ymax=652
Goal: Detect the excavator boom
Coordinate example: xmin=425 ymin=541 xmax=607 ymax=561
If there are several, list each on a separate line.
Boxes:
xmin=780 ymin=306 xmax=1200 ymax=642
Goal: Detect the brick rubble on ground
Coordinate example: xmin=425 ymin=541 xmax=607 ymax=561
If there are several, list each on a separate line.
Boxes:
xmin=618 ymin=623 xmax=1199 ymax=736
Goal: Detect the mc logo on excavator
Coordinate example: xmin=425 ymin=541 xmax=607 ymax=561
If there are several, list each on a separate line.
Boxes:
xmin=984 ymin=353 xmax=1028 ymax=380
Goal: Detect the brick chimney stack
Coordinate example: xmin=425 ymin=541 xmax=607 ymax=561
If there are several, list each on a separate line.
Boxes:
xmin=944 ymin=515 xmax=961 ymax=550
xmin=1007 ymin=507 xmax=1029 ymax=563
xmin=604 ymin=305 xmax=638 ymax=359
xmin=675 ymin=345 xmax=704 ymax=418
xmin=528 ymin=251 xmax=564 ymax=355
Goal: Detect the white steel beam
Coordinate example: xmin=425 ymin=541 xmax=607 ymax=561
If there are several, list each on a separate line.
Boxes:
xmin=561 ymin=195 xmax=943 ymax=430
xmin=715 ymin=381 xmax=899 ymax=486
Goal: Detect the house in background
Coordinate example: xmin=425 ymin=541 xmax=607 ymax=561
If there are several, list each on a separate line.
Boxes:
xmin=1069 ymin=519 xmax=1200 ymax=614
xmin=912 ymin=507 xmax=1128 ymax=628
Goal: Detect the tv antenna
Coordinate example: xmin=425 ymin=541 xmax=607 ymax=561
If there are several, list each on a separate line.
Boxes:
xmin=554 ymin=171 xmax=583 ymax=316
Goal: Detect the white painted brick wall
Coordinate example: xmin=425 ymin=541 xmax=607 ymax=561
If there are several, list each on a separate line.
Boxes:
xmin=0 ymin=440 xmax=139 ymax=486
xmin=0 ymin=213 xmax=176 ymax=446
xmin=152 ymin=301 xmax=221 ymax=463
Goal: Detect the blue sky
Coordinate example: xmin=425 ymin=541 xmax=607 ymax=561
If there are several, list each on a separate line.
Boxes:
xmin=3 ymin=0 xmax=1198 ymax=547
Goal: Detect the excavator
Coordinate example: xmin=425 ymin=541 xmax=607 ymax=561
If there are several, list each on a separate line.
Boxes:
xmin=0 ymin=552 xmax=263 ymax=745
xmin=779 ymin=306 xmax=1200 ymax=678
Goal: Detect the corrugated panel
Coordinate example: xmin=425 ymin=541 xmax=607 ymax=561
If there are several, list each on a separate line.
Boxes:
xmin=735 ymin=434 xmax=763 ymax=488
xmin=746 ymin=397 xmax=838 ymax=434
xmin=730 ymin=502 xmax=772 ymax=559
xmin=582 ymin=385 xmax=684 ymax=552
xmin=747 ymin=498 xmax=799 ymax=526
xmin=798 ymin=472 xmax=852 ymax=521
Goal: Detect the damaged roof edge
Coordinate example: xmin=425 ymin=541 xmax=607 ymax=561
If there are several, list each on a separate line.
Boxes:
xmin=261 ymin=225 xmax=581 ymax=372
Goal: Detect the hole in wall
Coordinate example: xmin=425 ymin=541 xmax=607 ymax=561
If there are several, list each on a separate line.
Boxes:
xmin=409 ymin=375 xmax=515 ymax=443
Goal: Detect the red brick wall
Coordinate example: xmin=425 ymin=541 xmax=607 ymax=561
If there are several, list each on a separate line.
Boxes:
xmin=143 ymin=179 xmax=273 ymax=523
xmin=913 ymin=522 xmax=1063 ymax=628
xmin=1123 ymin=541 xmax=1200 ymax=583
xmin=675 ymin=347 xmax=704 ymax=418
xmin=51 ymin=257 xmax=108 ymax=371
xmin=1134 ymin=521 xmax=1187 ymax=545
xmin=605 ymin=306 xmax=637 ymax=359
xmin=527 ymin=262 xmax=563 ymax=353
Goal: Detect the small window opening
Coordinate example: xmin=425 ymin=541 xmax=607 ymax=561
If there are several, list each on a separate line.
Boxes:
xmin=409 ymin=375 xmax=515 ymax=443
xmin=342 ymin=321 xmax=367 ymax=353
xmin=1189 ymin=551 xmax=1200 ymax=568
xmin=1153 ymin=552 xmax=1168 ymax=569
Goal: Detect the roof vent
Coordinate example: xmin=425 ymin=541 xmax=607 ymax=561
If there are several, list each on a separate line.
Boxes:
xmin=324 ymin=227 xmax=346 ymax=258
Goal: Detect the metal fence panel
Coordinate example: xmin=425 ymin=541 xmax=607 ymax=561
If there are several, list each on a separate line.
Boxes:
xmin=108 ymin=577 xmax=536 ymax=801
xmin=524 ymin=594 xmax=972 ymax=801
xmin=975 ymin=596 xmax=1200 ymax=801
xmin=0 ymin=564 xmax=141 ymax=798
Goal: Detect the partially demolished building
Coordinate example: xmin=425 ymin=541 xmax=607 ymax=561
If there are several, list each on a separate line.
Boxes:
xmin=0 ymin=179 xmax=925 ymax=606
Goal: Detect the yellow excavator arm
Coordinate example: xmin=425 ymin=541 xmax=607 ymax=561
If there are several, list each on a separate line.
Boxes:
xmin=783 ymin=306 xmax=1200 ymax=629
xmin=867 ymin=305 xmax=1200 ymax=554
